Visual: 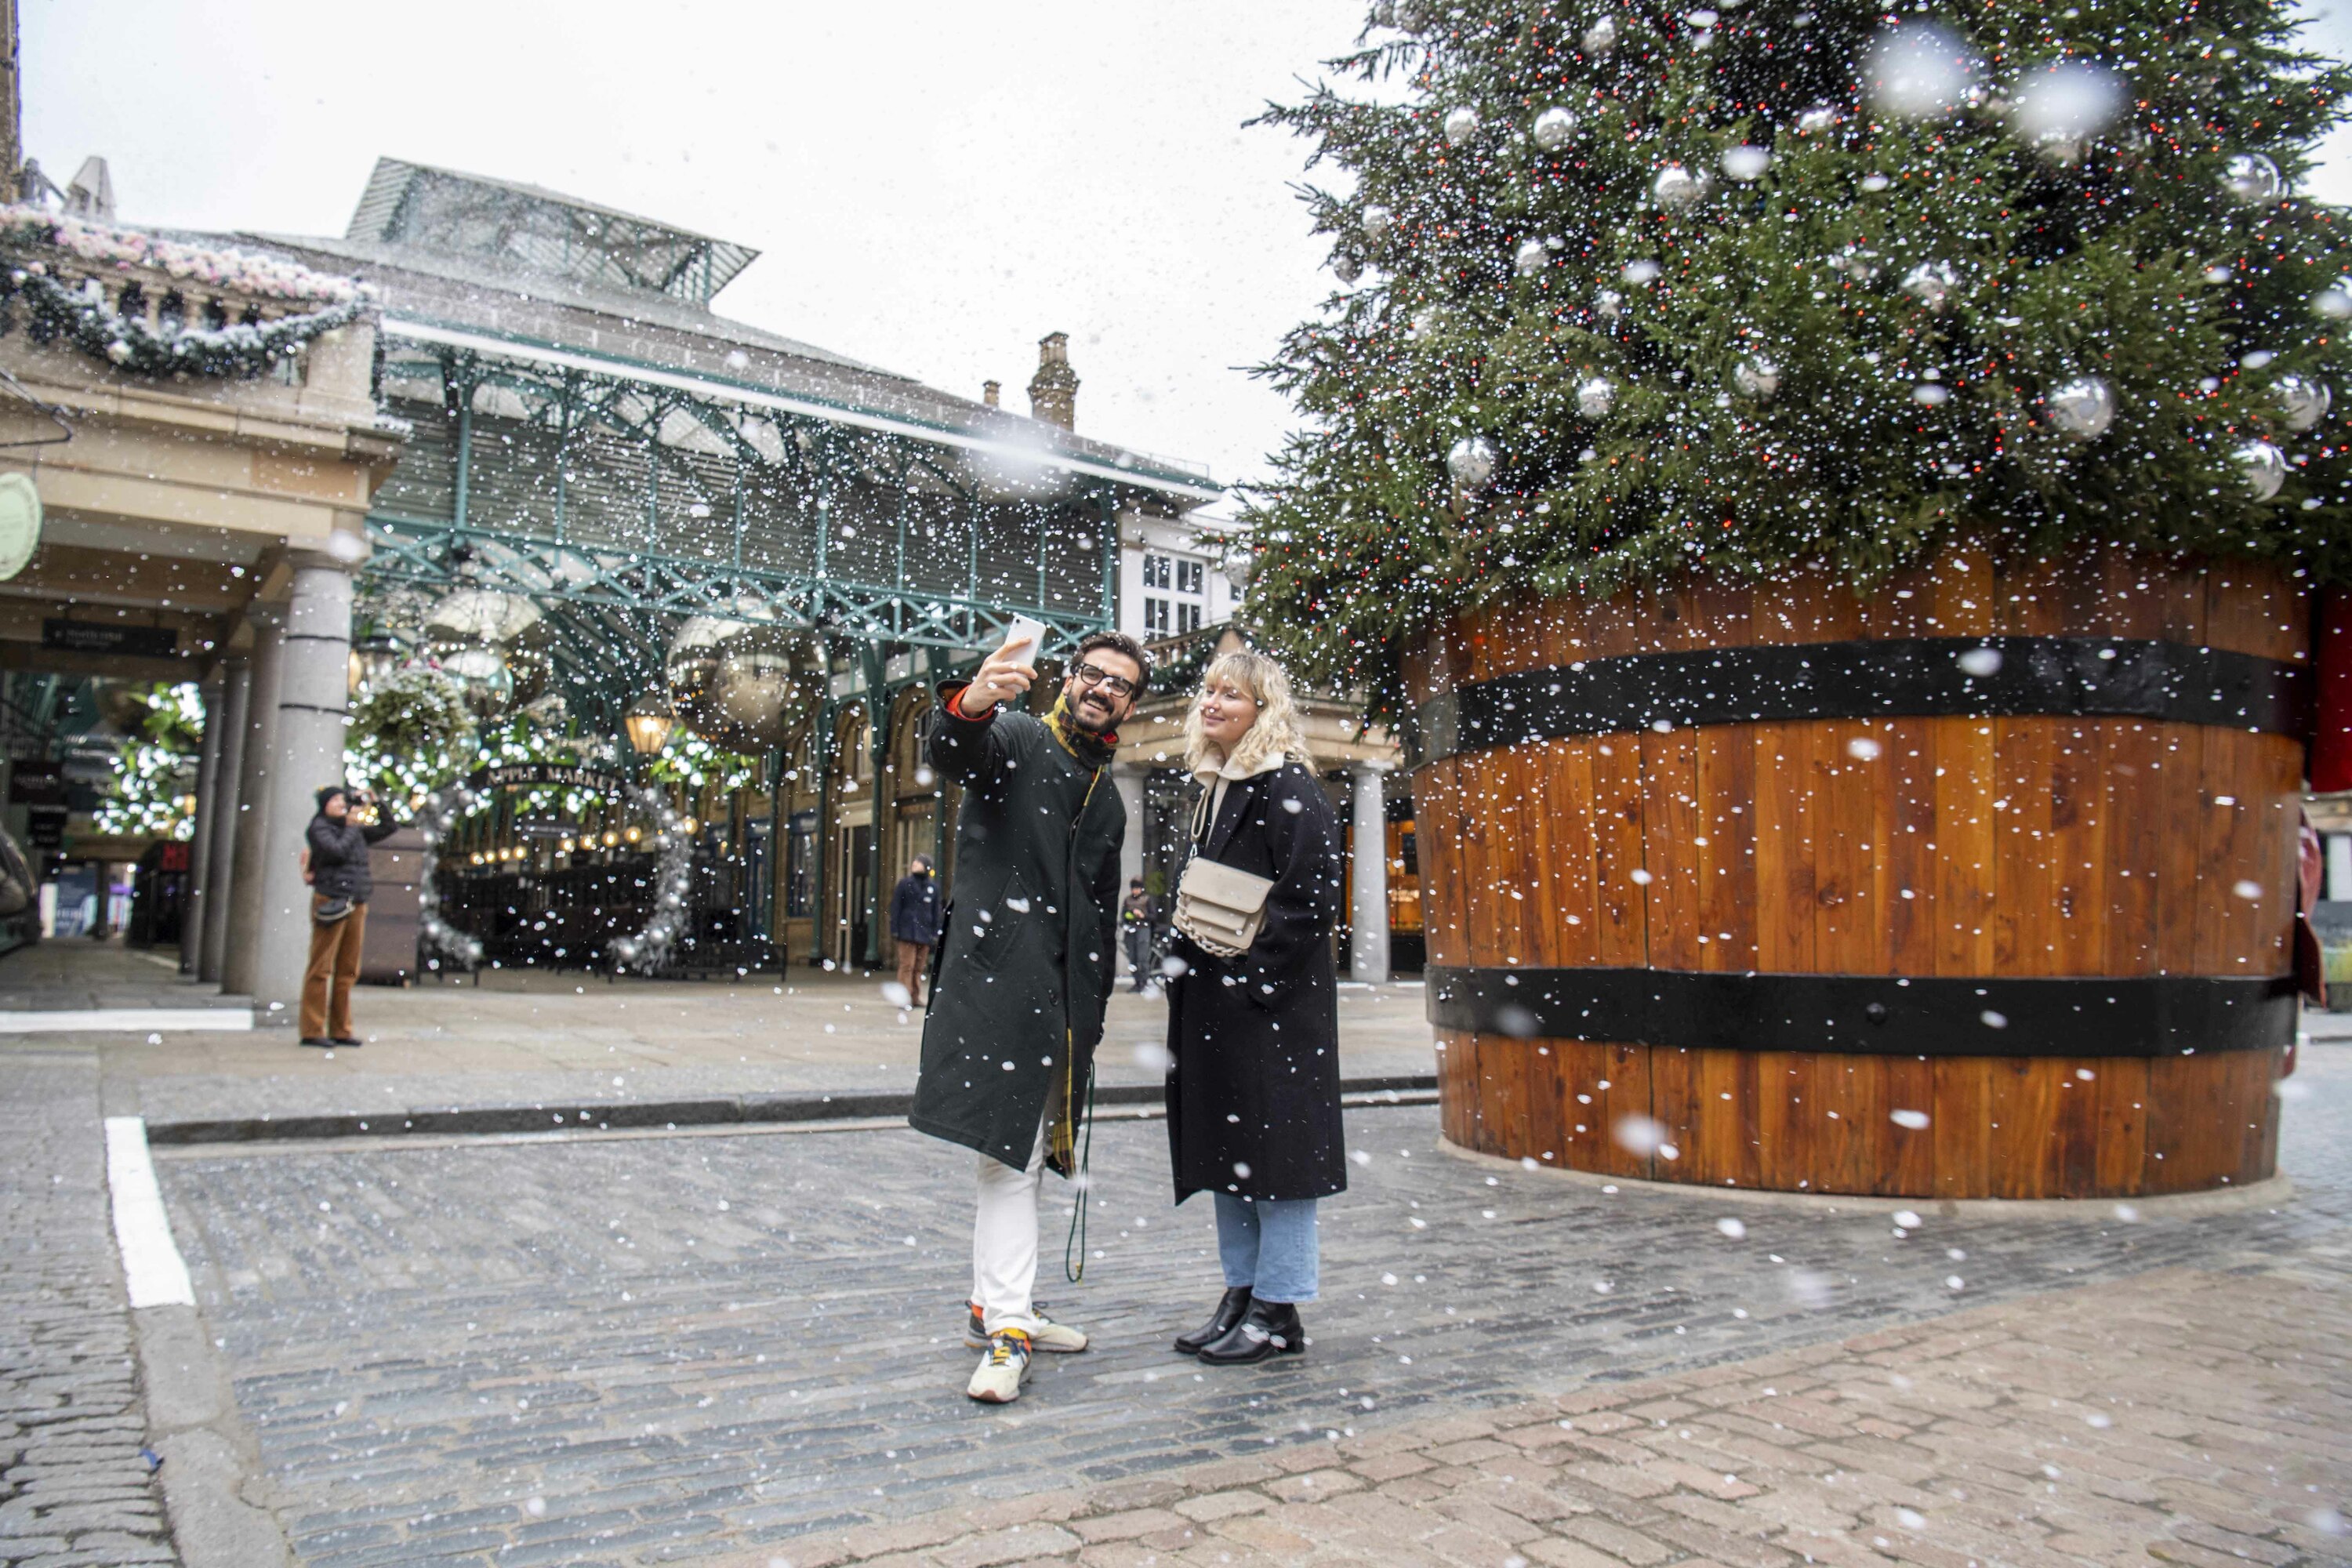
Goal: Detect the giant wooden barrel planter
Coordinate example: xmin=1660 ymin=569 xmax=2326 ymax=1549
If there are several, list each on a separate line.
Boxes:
xmin=1406 ymin=544 xmax=2307 ymax=1199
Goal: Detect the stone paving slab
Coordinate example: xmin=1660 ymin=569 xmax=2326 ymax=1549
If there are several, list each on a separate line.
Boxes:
xmin=760 ymin=1258 xmax=2352 ymax=1568
xmin=147 ymin=1044 xmax=2352 ymax=1566
xmin=54 ymin=971 xmax=1437 ymax=1131
xmin=0 ymin=1051 xmax=177 ymax=1568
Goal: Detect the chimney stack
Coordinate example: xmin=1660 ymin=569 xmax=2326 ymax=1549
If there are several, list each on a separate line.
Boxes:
xmin=982 ymin=379 xmax=1000 ymax=408
xmin=1027 ymin=332 xmax=1077 ymax=430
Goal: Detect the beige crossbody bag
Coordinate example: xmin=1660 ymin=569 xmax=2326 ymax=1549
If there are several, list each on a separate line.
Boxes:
xmin=1173 ymin=778 xmax=1276 ymax=959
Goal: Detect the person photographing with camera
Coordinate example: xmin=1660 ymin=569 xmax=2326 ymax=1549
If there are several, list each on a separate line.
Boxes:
xmin=910 ymin=623 xmax=1149 ymax=1404
xmin=299 ymin=783 xmax=399 ymax=1047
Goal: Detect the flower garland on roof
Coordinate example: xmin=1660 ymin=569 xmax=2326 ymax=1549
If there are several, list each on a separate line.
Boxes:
xmin=0 ymin=204 xmax=374 ymax=380
xmin=0 ymin=205 xmax=369 ymax=303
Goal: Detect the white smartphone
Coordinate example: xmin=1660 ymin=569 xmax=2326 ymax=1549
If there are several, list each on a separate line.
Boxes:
xmin=1002 ymin=614 xmax=1048 ymax=670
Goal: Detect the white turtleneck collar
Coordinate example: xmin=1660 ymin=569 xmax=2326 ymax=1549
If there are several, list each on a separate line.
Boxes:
xmin=1192 ymin=746 xmax=1287 ymax=789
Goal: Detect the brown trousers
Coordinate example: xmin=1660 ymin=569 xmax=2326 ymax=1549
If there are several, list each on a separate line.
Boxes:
xmin=895 ymin=938 xmax=931 ymax=1007
xmin=299 ymin=898 xmax=368 ymax=1040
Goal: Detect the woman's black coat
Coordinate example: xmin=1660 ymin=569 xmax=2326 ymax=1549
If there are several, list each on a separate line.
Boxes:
xmin=1165 ymin=760 xmax=1348 ymax=1204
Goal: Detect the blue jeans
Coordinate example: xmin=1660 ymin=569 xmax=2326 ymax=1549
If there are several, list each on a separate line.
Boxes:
xmin=1213 ymin=1193 xmax=1319 ymax=1305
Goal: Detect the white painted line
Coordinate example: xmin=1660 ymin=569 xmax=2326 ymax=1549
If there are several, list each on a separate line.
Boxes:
xmin=0 ymin=1008 xmax=254 ymax=1035
xmin=104 ymin=1116 xmax=195 ymax=1309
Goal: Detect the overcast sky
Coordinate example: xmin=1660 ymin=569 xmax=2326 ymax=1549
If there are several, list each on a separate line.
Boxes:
xmin=24 ymin=1 xmax=2352 ymax=508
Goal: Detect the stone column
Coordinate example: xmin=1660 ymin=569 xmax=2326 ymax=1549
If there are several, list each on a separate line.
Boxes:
xmin=179 ymin=670 xmax=225 ymax=975
xmin=1113 ymin=763 xmax=1147 ymax=895
xmin=249 ymin=557 xmax=356 ymax=1018
xmin=198 ymin=656 xmax=251 ymax=985
xmin=1349 ymin=761 xmax=1392 ymax=985
xmin=221 ymin=609 xmax=285 ymax=1001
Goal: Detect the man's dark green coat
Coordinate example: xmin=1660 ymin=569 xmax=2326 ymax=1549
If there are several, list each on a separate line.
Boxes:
xmin=909 ymin=682 xmax=1126 ymax=1174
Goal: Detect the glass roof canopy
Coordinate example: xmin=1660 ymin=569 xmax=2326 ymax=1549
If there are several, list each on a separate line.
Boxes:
xmin=346 ymin=158 xmax=759 ymax=306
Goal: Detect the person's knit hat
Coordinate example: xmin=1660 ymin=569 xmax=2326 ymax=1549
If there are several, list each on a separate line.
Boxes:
xmin=314 ymin=784 xmax=349 ymax=814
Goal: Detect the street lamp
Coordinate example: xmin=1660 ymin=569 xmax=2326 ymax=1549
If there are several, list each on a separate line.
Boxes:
xmin=347 ymin=630 xmax=406 ymax=695
xmin=623 ymin=690 xmax=676 ymax=757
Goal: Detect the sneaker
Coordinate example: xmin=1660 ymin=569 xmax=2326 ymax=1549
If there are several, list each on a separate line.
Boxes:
xmin=964 ymin=1300 xmax=1088 ymax=1352
xmin=965 ymin=1329 xmax=1033 ymax=1403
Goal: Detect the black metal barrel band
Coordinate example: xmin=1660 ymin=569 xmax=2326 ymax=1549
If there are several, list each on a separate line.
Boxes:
xmin=1425 ymin=966 xmax=2296 ymax=1058
xmin=1406 ymin=636 xmax=2310 ymax=767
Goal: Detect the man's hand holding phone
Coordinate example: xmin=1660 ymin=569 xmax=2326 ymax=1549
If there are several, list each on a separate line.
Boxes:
xmin=958 ymin=622 xmax=1043 ymax=715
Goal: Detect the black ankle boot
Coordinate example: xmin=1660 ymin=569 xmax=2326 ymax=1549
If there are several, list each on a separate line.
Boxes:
xmin=1174 ymin=1287 xmax=1253 ymax=1355
xmin=1196 ymin=1298 xmax=1304 ymax=1364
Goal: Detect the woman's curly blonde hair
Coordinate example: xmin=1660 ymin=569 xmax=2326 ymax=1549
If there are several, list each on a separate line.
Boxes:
xmin=1183 ymin=651 xmax=1318 ymax=775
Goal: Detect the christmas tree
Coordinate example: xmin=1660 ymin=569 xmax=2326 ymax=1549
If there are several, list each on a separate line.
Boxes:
xmin=1246 ymin=0 xmax=2352 ymax=716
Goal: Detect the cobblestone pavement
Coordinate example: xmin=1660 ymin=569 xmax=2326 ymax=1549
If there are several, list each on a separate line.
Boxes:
xmin=148 ymin=1044 xmax=2352 ymax=1566
xmin=0 ymin=1051 xmax=175 ymax=1566
xmin=64 ymin=971 xmax=1436 ymax=1131
xmin=775 ymin=1258 xmax=2352 ymax=1568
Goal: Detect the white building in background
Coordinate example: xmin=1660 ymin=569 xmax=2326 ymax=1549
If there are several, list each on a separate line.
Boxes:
xmin=1116 ymin=508 xmax=1240 ymax=643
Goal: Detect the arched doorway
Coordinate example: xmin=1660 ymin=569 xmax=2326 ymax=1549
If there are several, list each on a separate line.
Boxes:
xmin=826 ymin=706 xmax=873 ymax=969
xmin=881 ymin=684 xmax=938 ymax=904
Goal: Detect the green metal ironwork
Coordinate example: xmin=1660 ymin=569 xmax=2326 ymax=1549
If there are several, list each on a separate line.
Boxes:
xmin=356 ymin=325 xmax=1208 ymax=977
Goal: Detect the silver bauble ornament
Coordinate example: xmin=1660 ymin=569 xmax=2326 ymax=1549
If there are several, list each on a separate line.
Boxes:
xmin=1334 ymin=254 xmax=1363 ymax=285
xmin=1363 ymin=204 xmax=1392 ymax=243
xmin=1533 ymin=107 xmax=1579 ymax=150
xmin=1900 ymin=260 xmax=1960 ymax=310
xmin=2314 ymin=282 xmax=2352 ymax=321
xmin=1446 ymin=437 xmax=1498 ymax=490
xmin=2223 ymin=153 xmax=2284 ymax=207
xmin=1513 ymin=238 xmax=1549 ymax=277
xmin=2276 ymin=374 xmax=2332 ymax=432
xmin=1831 ymin=243 xmax=1882 ymax=282
xmin=1581 ymin=15 xmax=1619 ymax=53
xmin=1719 ymin=144 xmax=1771 ymax=182
xmin=1370 ymin=0 xmax=1397 ymax=24
xmin=1577 ymin=376 xmax=1617 ymax=419
xmin=1443 ymin=106 xmax=1480 ymax=146
xmin=1732 ymin=355 xmax=1782 ymax=401
xmin=2045 ymin=376 xmax=2115 ymax=440
xmin=1594 ymin=289 xmax=1624 ymax=322
xmin=2234 ymin=440 xmax=2288 ymax=501
xmin=1652 ymin=164 xmax=1704 ymax=211
xmin=1797 ymin=105 xmax=1838 ymax=135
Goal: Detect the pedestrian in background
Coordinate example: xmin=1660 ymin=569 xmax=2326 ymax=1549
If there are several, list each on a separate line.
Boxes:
xmin=299 ymin=784 xmax=397 ymax=1047
xmin=1121 ymin=877 xmax=1156 ymax=994
xmin=911 ymin=629 xmax=1149 ymax=1404
xmin=890 ymin=853 xmax=942 ymax=1008
xmin=1163 ymin=652 xmax=1345 ymax=1364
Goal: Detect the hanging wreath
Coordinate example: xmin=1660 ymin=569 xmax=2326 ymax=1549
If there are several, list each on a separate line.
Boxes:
xmin=608 ymin=786 xmax=692 ymax=975
xmin=347 ymin=665 xmax=476 ymax=818
xmin=95 ymin=681 xmax=205 ymax=840
xmin=411 ymin=782 xmax=485 ymax=972
xmin=0 ymin=267 xmax=368 ymax=379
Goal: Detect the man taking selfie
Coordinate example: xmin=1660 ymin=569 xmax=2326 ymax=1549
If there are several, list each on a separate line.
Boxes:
xmin=910 ymin=627 xmax=1149 ymax=1404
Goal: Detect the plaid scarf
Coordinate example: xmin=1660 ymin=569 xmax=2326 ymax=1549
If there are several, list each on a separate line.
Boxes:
xmin=1044 ymin=692 xmax=1119 ymax=769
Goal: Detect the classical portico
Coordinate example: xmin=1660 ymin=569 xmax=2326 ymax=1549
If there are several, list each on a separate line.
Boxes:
xmin=0 ymin=207 xmax=398 ymax=1018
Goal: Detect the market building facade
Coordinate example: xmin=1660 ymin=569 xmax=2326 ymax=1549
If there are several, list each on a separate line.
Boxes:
xmin=0 ymin=153 xmax=1423 ymax=1009
xmin=237 ymin=158 xmax=1225 ymax=982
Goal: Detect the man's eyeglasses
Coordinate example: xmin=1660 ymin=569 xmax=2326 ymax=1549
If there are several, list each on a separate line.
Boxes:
xmin=1071 ymin=662 xmax=1140 ymax=699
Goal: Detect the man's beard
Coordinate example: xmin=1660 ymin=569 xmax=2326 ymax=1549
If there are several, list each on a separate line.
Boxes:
xmin=1069 ymin=690 xmax=1122 ymax=734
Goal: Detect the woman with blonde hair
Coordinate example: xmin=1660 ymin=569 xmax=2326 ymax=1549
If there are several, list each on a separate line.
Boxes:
xmin=1163 ymin=650 xmax=1346 ymax=1363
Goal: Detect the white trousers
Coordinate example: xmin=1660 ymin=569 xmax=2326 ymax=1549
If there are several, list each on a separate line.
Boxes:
xmin=971 ymin=1117 xmax=1048 ymax=1337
